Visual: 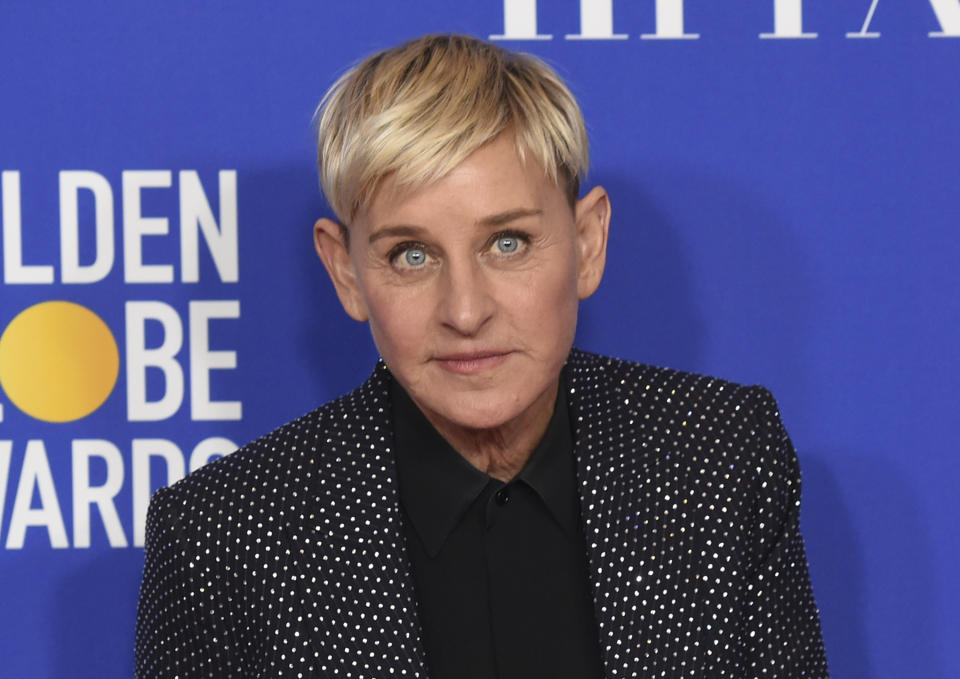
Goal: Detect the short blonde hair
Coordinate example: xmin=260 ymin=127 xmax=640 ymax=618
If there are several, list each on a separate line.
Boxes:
xmin=314 ymin=33 xmax=589 ymax=226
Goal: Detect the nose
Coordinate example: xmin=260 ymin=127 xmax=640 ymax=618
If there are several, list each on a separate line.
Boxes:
xmin=438 ymin=257 xmax=495 ymax=336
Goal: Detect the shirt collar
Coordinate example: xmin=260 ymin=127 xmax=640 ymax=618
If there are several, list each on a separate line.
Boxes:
xmin=391 ymin=373 xmax=578 ymax=557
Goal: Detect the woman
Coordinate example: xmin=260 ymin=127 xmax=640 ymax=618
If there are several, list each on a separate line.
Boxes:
xmin=136 ymin=34 xmax=828 ymax=678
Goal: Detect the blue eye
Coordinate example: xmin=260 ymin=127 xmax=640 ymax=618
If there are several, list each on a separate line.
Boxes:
xmin=403 ymin=247 xmax=427 ymax=266
xmin=496 ymin=236 xmax=519 ymax=253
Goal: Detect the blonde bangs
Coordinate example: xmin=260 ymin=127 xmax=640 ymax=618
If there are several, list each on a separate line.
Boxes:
xmin=315 ymin=35 xmax=589 ymax=225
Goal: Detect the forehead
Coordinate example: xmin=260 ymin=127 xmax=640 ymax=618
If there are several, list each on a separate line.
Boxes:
xmin=359 ymin=134 xmax=566 ymax=229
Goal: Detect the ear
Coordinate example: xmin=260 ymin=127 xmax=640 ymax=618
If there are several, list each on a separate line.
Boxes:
xmin=573 ymin=186 xmax=610 ymax=300
xmin=313 ymin=218 xmax=369 ymax=322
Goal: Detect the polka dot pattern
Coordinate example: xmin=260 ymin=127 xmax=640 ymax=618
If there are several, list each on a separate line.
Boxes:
xmin=135 ymin=349 xmax=828 ymax=677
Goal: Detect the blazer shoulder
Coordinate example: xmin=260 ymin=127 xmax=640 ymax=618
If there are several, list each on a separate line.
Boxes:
xmin=150 ymin=367 xmax=392 ymax=527
xmin=568 ymin=347 xmax=765 ymax=403
xmin=567 ymin=348 xmax=790 ymax=458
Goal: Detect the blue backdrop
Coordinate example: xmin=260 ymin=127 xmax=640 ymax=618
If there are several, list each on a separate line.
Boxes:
xmin=1 ymin=2 xmax=957 ymax=677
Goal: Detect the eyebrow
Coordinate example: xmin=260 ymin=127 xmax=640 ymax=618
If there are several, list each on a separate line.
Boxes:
xmin=478 ymin=207 xmax=543 ymax=227
xmin=368 ymin=225 xmax=424 ymax=244
xmin=368 ymin=208 xmax=544 ymax=244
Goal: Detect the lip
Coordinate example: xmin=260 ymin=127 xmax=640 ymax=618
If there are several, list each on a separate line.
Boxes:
xmin=432 ymin=351 xmax=512 ymax=375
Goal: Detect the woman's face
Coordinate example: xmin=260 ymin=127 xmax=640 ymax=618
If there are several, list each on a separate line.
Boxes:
xmin=316 ymin=132 xmax=609 ymax=437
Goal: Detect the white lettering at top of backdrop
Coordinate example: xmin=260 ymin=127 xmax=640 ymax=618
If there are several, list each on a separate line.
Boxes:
xmin=490 ymin=0 xmax=960 ymax=40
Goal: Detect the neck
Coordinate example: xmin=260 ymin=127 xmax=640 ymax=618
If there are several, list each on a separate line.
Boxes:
xmin=420 ymin=381 xmax=559 ymax=482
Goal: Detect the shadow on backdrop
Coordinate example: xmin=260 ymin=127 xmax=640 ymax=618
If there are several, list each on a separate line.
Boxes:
xmin=802 ymin=450 xmax=941 ymax=679
xmin=54 ymin=550 xmax=141 ymax=679
xmin=238 ymin=166 xmax=376 ymax=423
xmin=576 ymin=173 xmax=706 ymax=371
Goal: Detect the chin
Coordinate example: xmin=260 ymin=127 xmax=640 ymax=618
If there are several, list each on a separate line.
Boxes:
xmin=441 ymin=386 xmax=550 ymax=432
xmin=423 ymin=400 xmax=508 ymax=432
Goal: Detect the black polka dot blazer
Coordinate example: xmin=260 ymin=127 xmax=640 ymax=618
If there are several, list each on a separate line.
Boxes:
xmin=135 ymin=349 xmax=829 ymax=678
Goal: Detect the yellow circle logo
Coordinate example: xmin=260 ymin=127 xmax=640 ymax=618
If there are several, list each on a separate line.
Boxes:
xmin=0 ymin=301 xmax=119 ymax=423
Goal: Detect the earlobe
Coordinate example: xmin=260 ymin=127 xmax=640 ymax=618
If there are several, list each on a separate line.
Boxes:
xmin=313 ymin=218 xmax=370 ymax=322
xmin=574 ymin=186 xmax=610 ymax=300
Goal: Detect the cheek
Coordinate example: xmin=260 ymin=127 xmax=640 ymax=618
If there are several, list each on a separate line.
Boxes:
xmin=362 ymin=283 xmax=433 ymax=361
xmin=510 ymin=254 xmax=580 ymax=338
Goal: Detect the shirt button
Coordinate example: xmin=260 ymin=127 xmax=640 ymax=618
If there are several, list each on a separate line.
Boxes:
xmin=495 ymin=487 xmax=510 ymax=506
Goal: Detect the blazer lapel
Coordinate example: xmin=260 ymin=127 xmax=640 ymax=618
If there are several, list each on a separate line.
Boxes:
xmin=567 ymin=350 xmax=707 ymax=678
xmin=282 ymin=362 xmax=429 ymax=678
xmin=566 ymin=351 xmax=688 ymax=677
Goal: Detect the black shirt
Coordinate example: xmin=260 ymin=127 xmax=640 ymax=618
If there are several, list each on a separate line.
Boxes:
xmin=391 ymin=379 xmax=605 ymax=679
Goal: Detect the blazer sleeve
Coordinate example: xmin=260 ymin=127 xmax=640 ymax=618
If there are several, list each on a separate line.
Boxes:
xmin=134 ymin=485 xmax=245 ymax=678
xmin=738 ymin=386 xmax=830 ymax=678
